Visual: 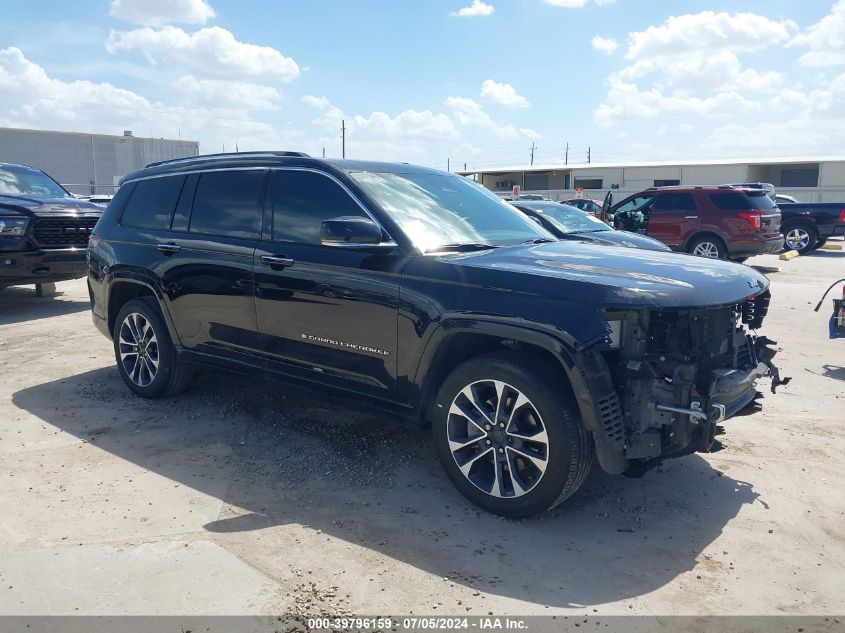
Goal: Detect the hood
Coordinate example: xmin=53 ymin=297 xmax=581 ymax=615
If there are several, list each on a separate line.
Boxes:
xmin=0 ymin=194 xmax=104 ymax=218
xmin=569 ymin=229 xmax=671 ymax=252
xmin=435 ymin=240 xmax=769 ymax=310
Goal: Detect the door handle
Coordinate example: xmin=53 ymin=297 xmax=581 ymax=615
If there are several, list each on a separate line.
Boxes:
xmin=157 ymin=243 xmax=181 ymax=254
xmin=261 ymin=255 xmax=295 ymax=268
xmin=684 ymin=216 xmax=699 ymax=219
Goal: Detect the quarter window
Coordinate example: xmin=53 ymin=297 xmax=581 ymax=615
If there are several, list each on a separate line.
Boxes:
xmin=189 ymin=170 xmax=264 ymax=239
xmin=120 ymin=176 xmax=185 ymax=229
xmin=271 ymin=170 xmax=368 ymax=244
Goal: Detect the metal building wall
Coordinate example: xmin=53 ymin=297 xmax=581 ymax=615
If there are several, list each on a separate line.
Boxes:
xmin=0 ymin=128 xmax=199 ymax=195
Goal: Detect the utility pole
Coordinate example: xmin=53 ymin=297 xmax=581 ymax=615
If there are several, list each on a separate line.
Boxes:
xmin=587 ymin=146 xmax=591 ymax=164
xmin=447 ymin=158 xmax=450 ymax=172
xmin=322 ymin=147 xmax=326 ymax=158
xmin=464 ymin=162 xmax=467 ymax=171
xmin=530 ymin=141 xmax=537 ymax=166
xmin=341 ymin=119 xmax=346 ymax=158
xmin=565 ymin=141 xmax=569 ymax=165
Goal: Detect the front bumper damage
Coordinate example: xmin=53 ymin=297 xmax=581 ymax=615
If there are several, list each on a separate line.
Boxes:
xmin=590 ymin=291 xmax=789 ymax=474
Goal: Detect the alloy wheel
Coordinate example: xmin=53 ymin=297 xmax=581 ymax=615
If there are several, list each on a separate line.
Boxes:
xmin=785 ymin=227 xmax=810 ymax=251
xmin=447 ymin=380 xmax=549 ymax=498
xmin=692 ymin=241 xmax=720 ymax=258
xmin=118 ymin=312 xmax=159 ymax=387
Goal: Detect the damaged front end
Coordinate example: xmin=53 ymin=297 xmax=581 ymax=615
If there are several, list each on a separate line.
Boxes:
xmin=591 ymin=289 xmax=788 ymax=474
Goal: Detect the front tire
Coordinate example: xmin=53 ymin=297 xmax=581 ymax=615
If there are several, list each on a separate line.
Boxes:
xmin=113 ymin=298 xmax=192 ymax=398
xmin=432 ymin=353 xmax=592 ymax=518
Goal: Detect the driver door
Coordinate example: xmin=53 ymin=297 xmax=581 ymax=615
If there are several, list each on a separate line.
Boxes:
xmin=253 ymin=169 xmax=404 ymax=399
xmin=611 ymin=194 xmax=654 ymax=233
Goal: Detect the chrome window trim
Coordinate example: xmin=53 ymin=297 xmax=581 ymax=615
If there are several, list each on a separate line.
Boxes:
xmin=122 ymin=165 xmax=397 ymax=246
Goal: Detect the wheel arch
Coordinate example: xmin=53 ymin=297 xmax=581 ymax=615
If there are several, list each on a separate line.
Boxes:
xmin=683 ymin=230 xmax=727 ymax=253
xmin=414 ymin=320 xmax=628 ymax=474
xmin=107 ymin=274 xmax=180 ymax=345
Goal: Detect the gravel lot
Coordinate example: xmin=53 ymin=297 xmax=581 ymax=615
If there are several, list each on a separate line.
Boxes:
xmin=1 ymin=246 xmax=843 ymax=619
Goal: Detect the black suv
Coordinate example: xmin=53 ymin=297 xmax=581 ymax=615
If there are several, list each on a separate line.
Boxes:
xmin=1 ymin=163 xmax=103 ymax=291
xmin=88 ymin=152 xmax=786 ymax=517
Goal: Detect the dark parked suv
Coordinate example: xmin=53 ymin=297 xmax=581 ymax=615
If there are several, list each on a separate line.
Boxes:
xmin=88 ymin=153 xmax=787 ymax=517
xmin=1 ymin=162 xmax=103 ymax=291
xmin=605 ymin=185 xmax=784 ymax=261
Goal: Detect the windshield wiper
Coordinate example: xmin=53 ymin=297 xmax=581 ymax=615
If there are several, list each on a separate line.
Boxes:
xmin=518 ymin=238 xmax=555 ymax=245
xmin=427 ymin=242 xmax=499 ymax=253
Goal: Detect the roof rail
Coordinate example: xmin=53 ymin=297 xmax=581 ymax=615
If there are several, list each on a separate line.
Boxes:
xmin=145 ymin=151 xmax=311 ymax=169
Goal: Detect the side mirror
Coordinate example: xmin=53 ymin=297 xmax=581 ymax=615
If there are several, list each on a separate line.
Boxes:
xmin=320 ymin=216 xmax=396 ymax=251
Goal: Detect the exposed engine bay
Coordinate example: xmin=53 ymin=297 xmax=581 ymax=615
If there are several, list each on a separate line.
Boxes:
xmin=600 ymin=290 xmax=789 ymax=466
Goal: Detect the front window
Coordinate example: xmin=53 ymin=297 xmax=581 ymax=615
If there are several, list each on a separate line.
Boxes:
xmin=350 ymin=171 xmax=552 ymax=252
xmin=0 ymin=164 xmax=70 ymax=198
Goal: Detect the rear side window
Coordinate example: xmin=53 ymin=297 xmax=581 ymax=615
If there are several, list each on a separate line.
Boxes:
xmin=120 ymin=176 xmax=185 ymax=229
xmin=747 ymin=192 xmax=776 ymax=210
xmin=708 ymin=192 xmax=776 ymax=211
xmin=271 ymin=170 xmax=368 ymax=244
xmin=189 ymin=170 xmax=264 ymax=239
xmin=654 ymin=193 xmax=696 ymax=211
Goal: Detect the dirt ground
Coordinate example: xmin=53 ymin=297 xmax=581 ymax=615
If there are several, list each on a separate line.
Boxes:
xmin=1 ymin=245 xmax=843 ymax=619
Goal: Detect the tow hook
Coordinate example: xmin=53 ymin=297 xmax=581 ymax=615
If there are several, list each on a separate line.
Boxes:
xmin=755 ymin=336 xmax=792 ymax=394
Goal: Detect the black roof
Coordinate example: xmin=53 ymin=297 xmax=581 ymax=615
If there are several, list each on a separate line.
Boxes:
xmin=121 ymin=152 xmax=449 ymax=184
xmin=511 ymin=200 xmax=581 ymax=211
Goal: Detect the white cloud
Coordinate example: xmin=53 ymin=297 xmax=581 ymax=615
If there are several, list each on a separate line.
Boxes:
xmin=791 ymin=0 xmax=845 ymax=67
xmin=593 ymin=10 xmax=796 ymax=127
xmin=543 ymin=0 xmax=615 ymax=7
xmin=626 ymin=11 xmax=794 ymax=60
xmin=451 ymin=0 xmax=494 ymax=17
xmin=594 ymin=77 xmax=761 ymax=127
xmin=303 ymin=95 xmax=458 ymax=139
xmin=0 ymin=46 xmax=285 ymax=154
xmin=106 ymin=26 xmax=300 ymax=82
xmin=480 ymin=80 xmax=529 ymax=108
xmin=175 ymin=76 xmax=280 ymax=109
xmin=109 ymin=0 xmax=215 ymax=27
xmin=444 ymin=96 xmax=536 ymax=139
xmin=591 ymin=35 xmax=618 ymax=55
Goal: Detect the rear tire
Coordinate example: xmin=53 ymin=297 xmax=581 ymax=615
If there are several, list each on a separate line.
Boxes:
xmin=432 ymin=352 xmax=593 ymax=518
xmin=687 ymin=235 xmax=728 ymax=260
xmin=782 ymin=223 xmax=818 ymax=255
xmin=113 ymin=298 xmax=193 ymax=398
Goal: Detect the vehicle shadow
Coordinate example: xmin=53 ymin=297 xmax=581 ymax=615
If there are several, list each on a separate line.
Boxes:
xmin=13 ymin=367 xmax=761 ymax=608
xmin=0 ymin=285 xmax=90 ymax=326
xmin=821 ymin=364 xmax=845 ymax=381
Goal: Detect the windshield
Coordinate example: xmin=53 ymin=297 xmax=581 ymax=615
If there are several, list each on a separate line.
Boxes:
xmin=0 ymin=164 xmax=70 ymax=198
xmin=531 ymin=204 xmax=611 ymax=233
xmin=350 ymin=171 xmax=552 ymax=252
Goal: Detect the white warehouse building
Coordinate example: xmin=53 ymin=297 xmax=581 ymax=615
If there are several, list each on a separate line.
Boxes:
xmin=459 ymin=157 xmax=845 ymax=203
xmin=0 ymin=127 xmax=199 ymax=197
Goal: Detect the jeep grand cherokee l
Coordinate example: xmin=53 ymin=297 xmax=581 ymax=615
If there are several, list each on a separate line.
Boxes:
xmin=1 ymin=162 xmax=103 ymax=291
xmin=88 ymin=152 xmax=787 ymax=518
xmin=605 ymin=185 xmax=784 ymax=261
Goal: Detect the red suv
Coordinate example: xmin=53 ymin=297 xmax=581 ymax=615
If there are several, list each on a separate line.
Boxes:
xmin=603 ymin=186 xmax=784 ymax=261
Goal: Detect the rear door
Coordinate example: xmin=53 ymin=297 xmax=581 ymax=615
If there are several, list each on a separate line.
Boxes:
xmin=253 ymin=169 xmax=404 ymax=399
xmin=647 ymin=192 xmax=700 ymax=247
xmin=161 ymin=169 xmax=267 ymax=360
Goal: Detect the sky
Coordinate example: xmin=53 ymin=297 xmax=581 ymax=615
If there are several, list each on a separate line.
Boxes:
xmin=1 ymin=0 xmax=844 ymax=170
